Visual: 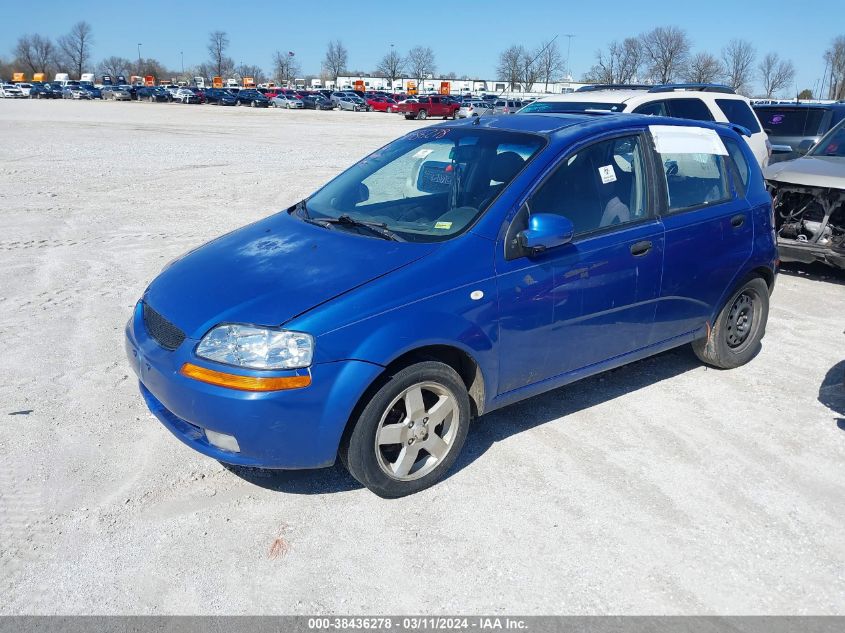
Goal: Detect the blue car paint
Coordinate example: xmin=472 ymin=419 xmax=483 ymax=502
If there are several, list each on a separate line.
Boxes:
xmin=126 ymin=113 xmax=777 ymax=469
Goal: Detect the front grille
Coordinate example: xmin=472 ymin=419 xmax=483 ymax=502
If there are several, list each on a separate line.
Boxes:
xmin=143 ymin=303 xmax=186 ymax=351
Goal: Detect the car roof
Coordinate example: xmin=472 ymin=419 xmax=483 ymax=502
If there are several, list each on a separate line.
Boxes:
xmin=541 ymin=89 xmax=747 ymax=105
xmin=442 ymin=112 xmax=743 ymax=141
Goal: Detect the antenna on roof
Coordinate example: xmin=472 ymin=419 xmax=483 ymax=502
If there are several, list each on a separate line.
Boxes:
xmin=476 ymin=35 xmax=559 ymax=125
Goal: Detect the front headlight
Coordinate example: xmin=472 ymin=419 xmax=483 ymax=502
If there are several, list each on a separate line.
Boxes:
xmin=196 ymin=325 xmax=314 ymax=370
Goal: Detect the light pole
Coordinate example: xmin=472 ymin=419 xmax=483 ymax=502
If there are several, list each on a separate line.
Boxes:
xmin=137 ymin=43 xmax=142 ymax=77
xmin=180 ymin=51 xmax=184 ymax=76
xmin=563 ymin=34 xmax=575 ymax=83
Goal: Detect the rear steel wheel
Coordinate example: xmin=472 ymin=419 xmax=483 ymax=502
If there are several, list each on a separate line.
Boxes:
xmin=693 ymin=277 xmax=769 ymax=369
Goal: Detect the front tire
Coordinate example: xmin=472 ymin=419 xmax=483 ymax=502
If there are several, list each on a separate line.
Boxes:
xmin=693 ymin=277 xmax=769 ymax=369
xmin=417 ymin=109 xmax=428 ymax=120
xmin=341 ymin=361 xmax=471 ymax=498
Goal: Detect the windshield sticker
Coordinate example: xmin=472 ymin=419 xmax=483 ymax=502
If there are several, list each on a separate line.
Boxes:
xmin=649 ymin=125 xmax=728 ymax=156
xmin=598 ymin=165 xmax=617 ymax=184
xmin=405 ymin=128 xmax=451 ymax=141
xmin=413 ymin=149 xmax=435 ymax=159
xmin=434 ymin=221 xmax=453 ymax=230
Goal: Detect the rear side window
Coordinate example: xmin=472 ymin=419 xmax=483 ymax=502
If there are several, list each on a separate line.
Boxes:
xmin=716 ymin=99 xmax=761 ymax=134
xmin=667 ymin=98 xmax=714 ymax=122
xmin=723 ymin=138 xmax=750 ymax=196
xmin=633 ymin=101 xmax=669 ymax=117
xmin=754 ymin=108 xmax=827 ymax=136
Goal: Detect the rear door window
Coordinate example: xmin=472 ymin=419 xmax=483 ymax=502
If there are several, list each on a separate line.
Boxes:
xmin=667 ymin=98 xmax=714 ymax=122
xmin=650 ymin=126 xmax=732 ymax=213
xmin=716 ymin=99 xmax=761 ymax=133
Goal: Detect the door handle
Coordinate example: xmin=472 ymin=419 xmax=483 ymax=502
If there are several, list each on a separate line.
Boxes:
xmin=630 ymin=240 xmax=652 ymax=257
xmin=731 ymin=214 xmax=745 ymax=228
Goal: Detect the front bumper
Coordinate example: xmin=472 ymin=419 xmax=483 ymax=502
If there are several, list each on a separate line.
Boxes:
xmin=778 ymin=238 xmax=845 ymax=270
xmin=125 ymin=302 xmax=383 ymax=468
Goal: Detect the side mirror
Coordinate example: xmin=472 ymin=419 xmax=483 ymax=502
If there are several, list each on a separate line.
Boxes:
xmin=356 ymin=183 xmax=370 ymax=204
xmin=517 ymin=213 xmax=574 ymax=254
xmin=797 ymin=139 xmax=815 ymax=155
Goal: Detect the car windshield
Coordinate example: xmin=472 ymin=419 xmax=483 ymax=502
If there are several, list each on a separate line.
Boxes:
xmin=520 ymin=100 xmax=626 ymax=113
xmin=755 ymin=107 xmax=827 ymax=136
xmin=810 ymin=120 xmax=845 ymax=157
xmin=305 ymin=128 xmax=546 ymax=242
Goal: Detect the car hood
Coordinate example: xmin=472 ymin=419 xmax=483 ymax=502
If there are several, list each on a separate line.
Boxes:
xmin=763 ymin=155 xmax=845 ymax=188
xmin=143 ymin=211 xmax=436 ymax=339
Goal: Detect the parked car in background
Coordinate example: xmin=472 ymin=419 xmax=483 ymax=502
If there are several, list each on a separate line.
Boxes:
xmin=367 ymin=96 xmax=398 ymax=112
xmin=337 ymin=96 xmax=366 ymax=111
xmin=136 ymin=86 xmax=171 ymax=102
xmin=753 ymin=103 xmax=845 ymax=164
xmin=1 ymin=84 xmax=26 ymax=98
xmin=396 ymin=95 xmax=459 ymax=120
xmin=81 ymin=84 xmax=102 ymax=99
xmin=29 ymin=82 xmax=63 ymax=99
xmin=14 ymin=82 xmax=33 ymax=96
xmin=234 ymin=89 xmax=270 ymax=107
xmin=301 ymin=94 xmax=334 ymax=110
xmin=271 ymin=94 xmax=304 ymax=109
xmin=764 ymin=118 xmax=845 ymax=270
xmin=204 ymin=88 xmax=237 ymax=106
xmin=127 ymin=113 xmax=776 ymax=497
xmin=523 ymin=84 xmax=770 ymax=168
xmin=493 ymin=99 xmax=524 ymax=114
xmin=174 ymin=88 xmax=201 ymax=104
xmin=101 ymin=85 xmax=132 ymax=101
xmin=62 ymin=84 xmax=91 ymax=100
xmin=457 ymin=101 xmax=493 ymax=118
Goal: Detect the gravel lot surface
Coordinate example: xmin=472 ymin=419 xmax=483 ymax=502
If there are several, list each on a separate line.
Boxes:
xmin=1 ymin=100 xmax=843 ymax=615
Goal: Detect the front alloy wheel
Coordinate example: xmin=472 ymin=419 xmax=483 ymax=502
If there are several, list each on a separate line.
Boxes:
xmin=342 ymin=361 xmax=471 ymax=497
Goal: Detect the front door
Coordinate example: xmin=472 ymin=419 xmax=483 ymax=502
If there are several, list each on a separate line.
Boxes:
xmin=495 ymin=132 xmax=665 ymax=395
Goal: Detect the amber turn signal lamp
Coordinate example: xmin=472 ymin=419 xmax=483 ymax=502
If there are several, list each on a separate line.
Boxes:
xmin=180 ymin=363 xmax=311 ymax=392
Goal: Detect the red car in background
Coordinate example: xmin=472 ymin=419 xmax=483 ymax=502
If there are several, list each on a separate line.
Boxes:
xmin=367 ymin=96 xmax=398 ymax=112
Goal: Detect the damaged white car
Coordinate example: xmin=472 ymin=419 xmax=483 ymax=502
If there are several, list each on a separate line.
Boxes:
xmin=764 ymin=119 xmax=845 ymax=270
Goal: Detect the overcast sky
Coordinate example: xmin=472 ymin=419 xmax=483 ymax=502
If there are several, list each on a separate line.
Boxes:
xmin=4 ymin=0 xmax=843 ymax=95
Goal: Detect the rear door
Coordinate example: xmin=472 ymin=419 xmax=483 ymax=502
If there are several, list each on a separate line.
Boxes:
xmin=650 ymin=125 xmax=753 ymax=343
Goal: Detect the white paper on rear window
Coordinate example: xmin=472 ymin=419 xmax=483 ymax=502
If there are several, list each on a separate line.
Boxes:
xmin=649 ymin=125 xmax=728 ymax=156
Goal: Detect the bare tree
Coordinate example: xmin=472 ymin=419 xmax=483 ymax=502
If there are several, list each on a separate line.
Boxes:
xmin=684 ymin=52 xmax=723 ymax=84
xmin=537 ymin=39 xmax=563 ymax=92
xmin=207 ymin=31 xmax=234 ymax=78
xmin=640 ymin=26 xmax=690 ymax=84
xmin=130 ymin=58 xmax=172 ymax=81
xmin=586 ymin=38 xmax=643 ymax=84
xmin=407 ymin=46 xmax=436 ymax=88
xmin=14 ymin=36 xmax=38 ymax=75
xmin=519 ymin=48 xmax=542 ymax=92
xmin=497 ymin=45 xmax=524 ymax=91
xmin=721 ymin=39 xmax=756 ymax=94
xmin=758 ymin=52 xmax=796 ymax=98
xmin=98 ymin=56 xmax=132 ymax=79
xmin=323 ymin=40 xmax=348 ymax=87
xmin=58 ymin=21 xmax=93 ymax=78
xmin=272 ymin=51 xmax=300 ymax=87
xmin=376 ymin=48 xmax=405 ymax=90
xmin=824 ymin=35 xmax=845 ymax=100
xmin=235 ymin=63 xmax=266 ymax=84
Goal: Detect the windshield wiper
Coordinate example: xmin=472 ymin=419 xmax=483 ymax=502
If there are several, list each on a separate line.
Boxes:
xmin=293 ymin=200 xmax=333 ymax=228
xmin=320 ymin=214 xmax=403 ymax=242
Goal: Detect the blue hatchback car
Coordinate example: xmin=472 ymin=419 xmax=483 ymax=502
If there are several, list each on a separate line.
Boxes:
xmin=126 ymin=113 xmax=777 ymax=497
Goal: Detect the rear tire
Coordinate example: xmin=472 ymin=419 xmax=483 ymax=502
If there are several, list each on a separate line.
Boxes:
xmin=341 ymin=361 xmax=470 ymax=498
xmin=693 ymin=277 xmax=769 ymax=369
